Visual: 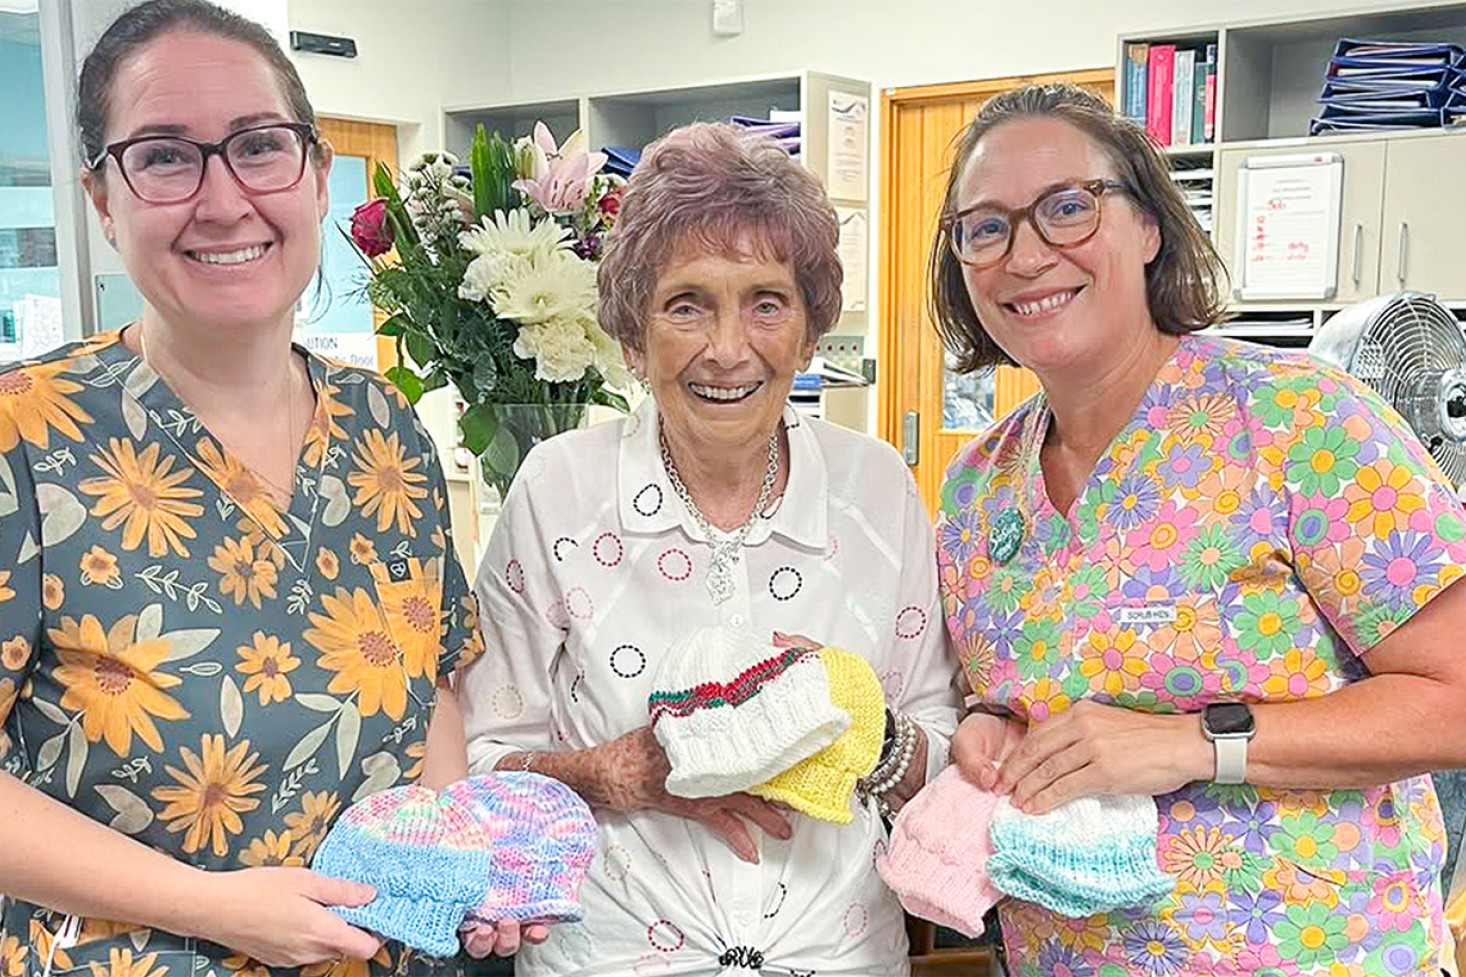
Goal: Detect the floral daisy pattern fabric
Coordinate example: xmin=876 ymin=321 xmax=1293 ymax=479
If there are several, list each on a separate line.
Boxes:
xmin=937 ymin=334 xmax=1466 ymax=976
xmin=0 ymin=330 xmax=482 ymax=977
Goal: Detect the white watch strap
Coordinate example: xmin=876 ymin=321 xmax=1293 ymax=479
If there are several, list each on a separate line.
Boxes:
xmin=1213 ymin=735 xmax=1248 ymax=784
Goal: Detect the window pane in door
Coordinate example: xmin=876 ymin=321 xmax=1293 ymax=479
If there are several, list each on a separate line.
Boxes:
xmin=943 ymin=350 xmax=994 ymax=431
xmin=296 ymin=153 xmax=376 ymax=367
xmin=0 ymin=8 xmax=60 ymax=360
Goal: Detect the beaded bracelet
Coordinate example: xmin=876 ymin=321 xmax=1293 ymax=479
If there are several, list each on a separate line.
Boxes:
xmin=857 ymin=710 xmax=918 ymax=813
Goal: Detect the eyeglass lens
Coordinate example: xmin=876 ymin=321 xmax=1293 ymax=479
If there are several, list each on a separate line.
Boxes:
xmin=952 ymin=185 xmax=1104 ymax=266
xmin=119 ymin=125 xmax=308 ymax=203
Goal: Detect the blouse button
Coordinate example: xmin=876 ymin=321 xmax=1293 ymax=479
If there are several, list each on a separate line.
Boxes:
xmin=730 ymin=614 xmax=745 ymax=627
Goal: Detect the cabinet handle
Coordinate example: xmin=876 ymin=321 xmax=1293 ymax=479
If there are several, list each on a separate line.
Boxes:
xmin=1351 ymin=223 xmax=1363 ymax=286
xmin=1397 ymin=221 xmax=1410 ymax=287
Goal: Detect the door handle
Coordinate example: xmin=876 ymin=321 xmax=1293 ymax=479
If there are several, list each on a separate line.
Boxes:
xmin=902 ymin=410 xmax=919 ymax=466
xmin=1397 ymin=221 xmax=1410 ymax=287
xmin=1351 ymin=223 xmax=1363 ymax=286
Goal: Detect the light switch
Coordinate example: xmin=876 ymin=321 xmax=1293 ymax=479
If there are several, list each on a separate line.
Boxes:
xmin=712 ymin=0 xmax=743 ymax=36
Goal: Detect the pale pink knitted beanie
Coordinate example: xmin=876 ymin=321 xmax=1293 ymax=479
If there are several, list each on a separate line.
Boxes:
xmin=875 ymin=764 xmax=1003 ymax=937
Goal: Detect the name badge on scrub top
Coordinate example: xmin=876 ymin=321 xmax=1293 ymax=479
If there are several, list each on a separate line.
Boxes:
xmin=1117 ymin=604 xmax=1179 ymax=626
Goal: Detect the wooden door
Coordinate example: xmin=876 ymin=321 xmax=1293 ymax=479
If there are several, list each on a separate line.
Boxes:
xmin=1381 ymin=133 xmax=1466 ymax=302
xmin=317 ymin=117 xmax=400 ymax=369
xmin=879 ymin=70 xmax=1113 ymax=513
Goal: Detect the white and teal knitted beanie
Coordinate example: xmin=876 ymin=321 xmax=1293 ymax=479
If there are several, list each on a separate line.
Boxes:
xmin=986 ymin=793 xmax=1174 ymax=917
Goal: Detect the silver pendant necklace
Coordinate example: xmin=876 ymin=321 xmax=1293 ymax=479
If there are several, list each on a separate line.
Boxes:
xmin=660 ymin=426 xmax=780 ymax=605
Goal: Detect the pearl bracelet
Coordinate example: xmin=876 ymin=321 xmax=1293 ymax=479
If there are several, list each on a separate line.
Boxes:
xmin=858 ymin=710 xmax=918 ymax=809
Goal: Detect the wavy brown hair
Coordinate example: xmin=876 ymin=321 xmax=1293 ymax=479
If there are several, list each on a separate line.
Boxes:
xmin=929 ymin=83 xmax=1228 ymax=372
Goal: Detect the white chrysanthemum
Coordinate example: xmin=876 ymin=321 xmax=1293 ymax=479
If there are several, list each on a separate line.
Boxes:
xmin=512 ymin=315 xmax=597 ymax=383
xmin=460 ymin=252 xmax=529 ymax=302
xmin=459 ymin=208 xmax=570 ymax=263
xmin=491 ymin=250 xmax=597 ymax=324
xmin=586 ymin=317 xmax=631 ymax=389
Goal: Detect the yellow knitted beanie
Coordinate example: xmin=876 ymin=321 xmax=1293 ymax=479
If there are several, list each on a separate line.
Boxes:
xmin=748 ymin=646 xmax=884 ymax=823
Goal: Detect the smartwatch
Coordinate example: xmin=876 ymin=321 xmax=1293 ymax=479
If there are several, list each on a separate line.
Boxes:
xmin=1202 ymin=701 xmax=1256 ymax=784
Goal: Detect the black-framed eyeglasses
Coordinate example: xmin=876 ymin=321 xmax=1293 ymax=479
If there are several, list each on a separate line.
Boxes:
xmin=88 ymin=122 xmax=318 ymax=205
xmin=942 ymin=178 xmax=1131 ymax=268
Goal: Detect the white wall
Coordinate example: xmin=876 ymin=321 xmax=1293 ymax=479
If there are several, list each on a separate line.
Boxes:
xmin=288 ymin=0 xmax=512 ymax=160
xmin=498 ymin=0 xmax=1437 ymax=99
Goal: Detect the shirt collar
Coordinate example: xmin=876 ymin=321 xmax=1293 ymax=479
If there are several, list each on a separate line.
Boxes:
xmin=616 ymin=397 xmax=828 ymax=550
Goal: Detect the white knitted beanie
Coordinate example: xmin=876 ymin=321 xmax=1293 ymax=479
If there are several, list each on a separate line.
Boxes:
xmin=648 ymin=626 xmax=850 ymax=798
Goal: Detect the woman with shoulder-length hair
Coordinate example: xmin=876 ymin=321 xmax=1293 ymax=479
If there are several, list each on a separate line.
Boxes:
xmin=936 ymin=82 xmax=1466 ymax=975
xmin=459 ymin=121 xmax=962 ymax=976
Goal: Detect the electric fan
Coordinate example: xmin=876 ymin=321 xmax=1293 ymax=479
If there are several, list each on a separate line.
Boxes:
xmin=1309 ymin=290 xmax=1466 ymax=488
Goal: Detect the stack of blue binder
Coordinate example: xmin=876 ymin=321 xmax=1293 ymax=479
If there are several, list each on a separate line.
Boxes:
xmin=729 ymin=115 xmax=801 ymax=159
xmin=1311 ymin=39 xmax=1465 ymax=134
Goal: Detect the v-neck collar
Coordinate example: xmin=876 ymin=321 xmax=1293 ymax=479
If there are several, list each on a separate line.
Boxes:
xmin=1022 ymin=334 xmax=1191 ymax=537
xmin=99 ymin=327 xmax=331 ymax=573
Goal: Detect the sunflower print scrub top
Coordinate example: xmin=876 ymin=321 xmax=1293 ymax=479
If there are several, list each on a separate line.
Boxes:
xmin=937 ymin=334 xmax=1466 ymax=977
xmin=0 ymin=329 xmax=483 ymax=977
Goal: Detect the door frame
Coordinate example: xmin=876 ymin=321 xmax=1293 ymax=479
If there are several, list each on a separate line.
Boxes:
xmin=877 ymin=69 xmax=1113 ymax=508
xmin=317 ymin=117 xmax=400 ymax=368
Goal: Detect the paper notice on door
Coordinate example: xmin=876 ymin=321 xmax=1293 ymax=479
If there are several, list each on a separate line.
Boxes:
xmin=836 ymin=207 xmax=868 ymax=313
xmin=827 ymin=91 xmax=869 ymax=201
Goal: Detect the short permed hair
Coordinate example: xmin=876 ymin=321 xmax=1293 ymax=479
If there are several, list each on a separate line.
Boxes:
xmin=597 ymin=122 xmax=843 ymax=351
xmin=929 ymin=83 xmax=1229 ymax=373
xmin=78 ymin=0 xmax=321 ymax=170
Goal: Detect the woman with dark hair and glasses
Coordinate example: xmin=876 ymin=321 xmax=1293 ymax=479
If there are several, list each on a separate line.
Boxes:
xmin=933 ymin=83 xmax=1466 ymax=974
xmin=0 ymin=0 xmax=542 ymax=972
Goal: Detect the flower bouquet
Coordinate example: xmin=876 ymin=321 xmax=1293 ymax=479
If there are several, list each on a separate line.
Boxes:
xmin=348 ymin=123 xmax=630 ymax=499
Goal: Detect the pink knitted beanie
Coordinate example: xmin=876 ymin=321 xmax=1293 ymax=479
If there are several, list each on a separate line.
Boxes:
xmin=876 ymin=765 xmax=1003 ymax=937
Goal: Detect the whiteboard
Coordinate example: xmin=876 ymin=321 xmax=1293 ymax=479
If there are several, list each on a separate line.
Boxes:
xmin=1233 ymin=153 xmax=1343 ymax=301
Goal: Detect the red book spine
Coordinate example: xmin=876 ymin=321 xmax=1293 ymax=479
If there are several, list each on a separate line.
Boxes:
xmin=1203 ymin=67 xmax=1217 ymax=141
xmin=1147 ymin=44 xmax=1175 ymax=146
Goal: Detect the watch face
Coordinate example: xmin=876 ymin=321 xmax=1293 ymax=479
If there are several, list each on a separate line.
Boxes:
xmin=1206 ymin=702 xmax=1256 ymax=736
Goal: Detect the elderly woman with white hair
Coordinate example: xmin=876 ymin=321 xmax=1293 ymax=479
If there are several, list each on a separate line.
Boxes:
xmin=457 ymin=122 xmax=962 ymax=976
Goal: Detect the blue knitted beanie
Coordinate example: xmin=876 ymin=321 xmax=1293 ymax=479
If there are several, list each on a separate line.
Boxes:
xmin=312 ymin=784 xmax=493 ymax=957
xmin=986 ymin=793 xmax=1175 ymax=917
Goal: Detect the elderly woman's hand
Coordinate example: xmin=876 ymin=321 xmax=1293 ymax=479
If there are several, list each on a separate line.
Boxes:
xmin=993 ymin=699 xmax=1210 ymax=814
xmin=461 ymin=919 xmax=550 ymax=958
xmin=592 ymin=727 xmax=792 ymax=863
xmin=949 ymin=710 xmax=1028 ymax=792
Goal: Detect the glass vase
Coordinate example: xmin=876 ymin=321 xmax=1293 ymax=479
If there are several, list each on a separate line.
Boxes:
xmin=476 ymin=401 xmax=588 ymax=502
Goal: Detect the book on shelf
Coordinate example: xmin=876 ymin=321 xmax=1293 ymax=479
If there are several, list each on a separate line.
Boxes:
xmin=1127 ymin=40 xmax=1214 ymax=146
xmin=1203 ymin=43 xmax=1217 ymax=142
xmin=1124 ymin=42 xmax=1148 ymax=125
xmin=1173 ymin=48 xmax=1196 ymax=146
xmin=1146 ymin=44 xmax=1175 ymax=146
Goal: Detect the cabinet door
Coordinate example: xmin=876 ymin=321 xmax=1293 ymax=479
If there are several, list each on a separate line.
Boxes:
xmin=1381 ymin=134 xmax=1466 ymax=302
xmin=1215 ymin=141 xmax=1385 ymax=306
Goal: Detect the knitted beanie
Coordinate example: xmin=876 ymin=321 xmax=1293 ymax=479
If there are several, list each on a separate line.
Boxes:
xmin=875 ymin=765 xmax=1003 ymax=936
xmin=986 ymin=793 xmax=1175 ymax=917
xmin=444 ymin=772 xmax=598 ymax=926
xmin=649 ymin=627 xmax=850 ymax=799
xmin=747 ymin=646 xmax=884 ymax=823
xmin=312 ymin=784 xmax=493 ymax=957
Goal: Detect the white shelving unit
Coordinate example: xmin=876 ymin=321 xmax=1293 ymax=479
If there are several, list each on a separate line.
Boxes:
xmin=1120 ymin=1 xmax=1466 ymax=343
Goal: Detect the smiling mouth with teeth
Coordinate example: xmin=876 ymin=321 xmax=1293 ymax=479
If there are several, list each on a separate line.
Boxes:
xmin=1005 ymin=287 xmax=1082 ymax=317
xmin=688 ymin=380 xmax=763 ymax=403
xmin=186 ymin=243 xmax=271 ymax=266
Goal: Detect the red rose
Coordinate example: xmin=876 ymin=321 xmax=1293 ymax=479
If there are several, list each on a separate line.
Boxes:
xmin=598 ymin=186 xmax=624 ymax=222
xmin=350 ymin=198 xmax=394 ymax=257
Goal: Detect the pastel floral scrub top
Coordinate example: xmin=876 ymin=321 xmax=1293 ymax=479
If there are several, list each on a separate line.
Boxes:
xmin=0 ymin=330 xmax=482 ymax=977
xmin=937 ymin=334 xmax=1466 ymax=977
xmin=460 ymin=398 xmax=963 ymax=977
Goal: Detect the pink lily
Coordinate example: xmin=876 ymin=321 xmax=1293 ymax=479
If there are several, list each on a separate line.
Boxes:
xmin=513 ymin=122 xmax=608 ymax=215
